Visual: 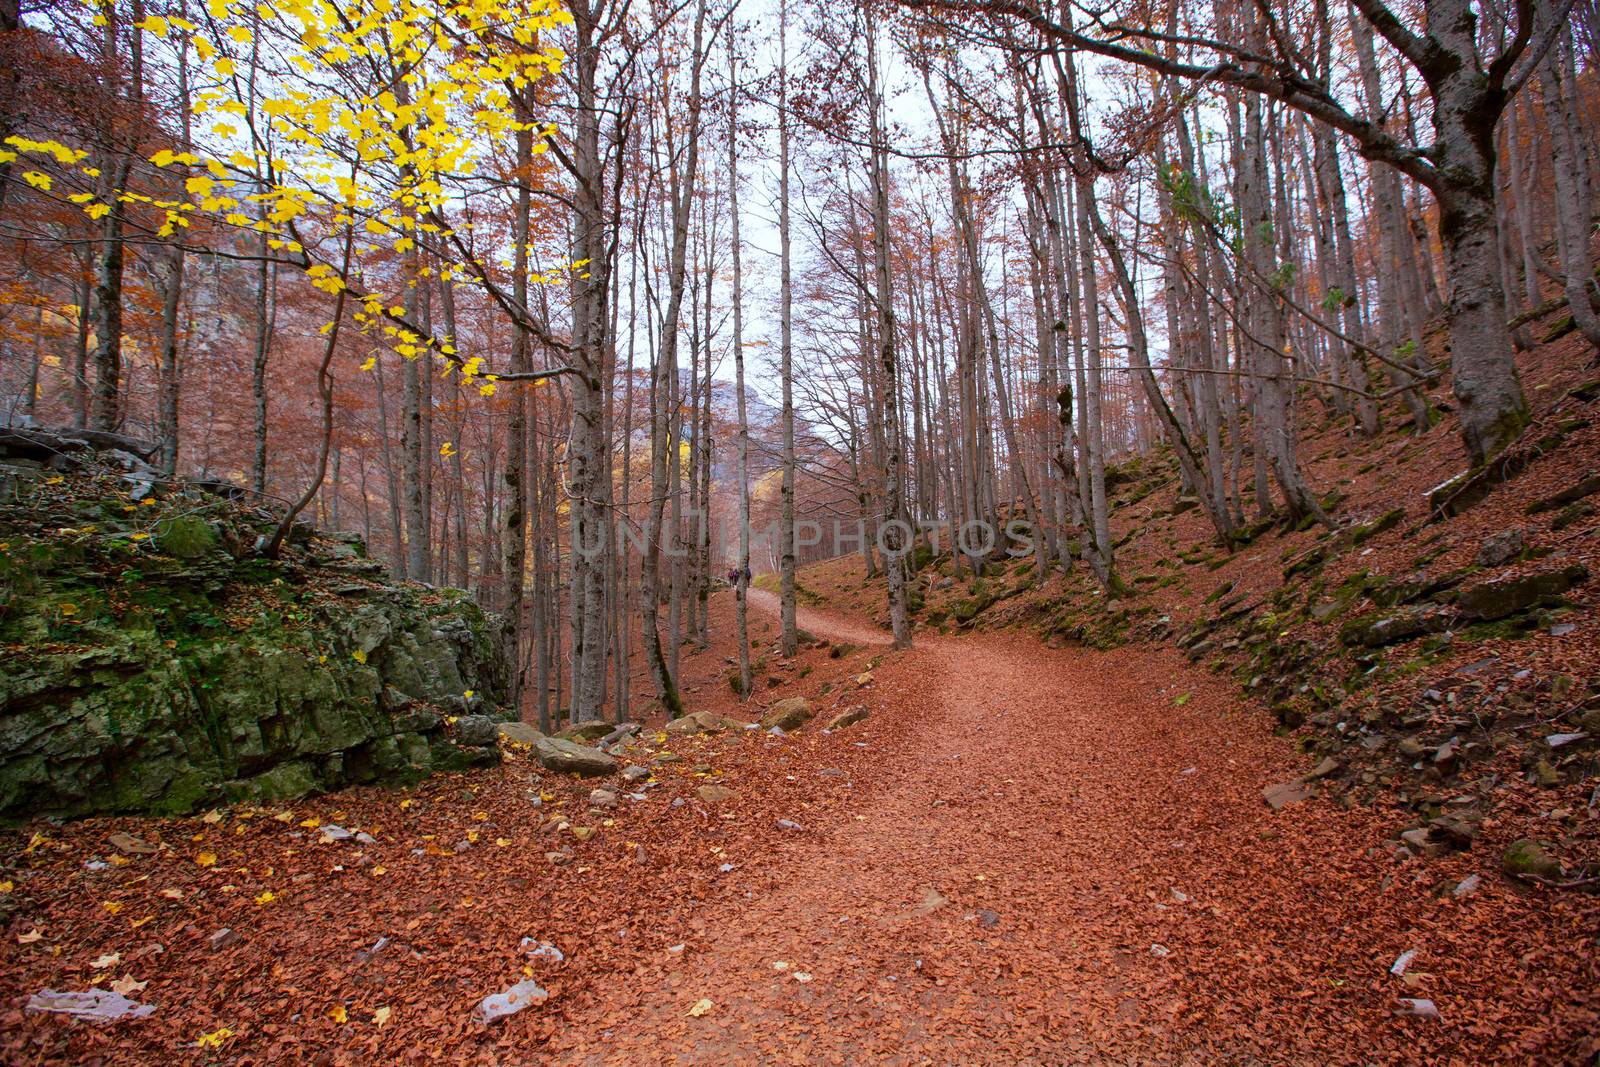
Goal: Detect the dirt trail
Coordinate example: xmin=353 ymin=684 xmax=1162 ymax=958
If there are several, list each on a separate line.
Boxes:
xmin=743 ymin=587 xmax=890 ymax=648
xmin=551 ymin=597 xmax=1595 ymax=1064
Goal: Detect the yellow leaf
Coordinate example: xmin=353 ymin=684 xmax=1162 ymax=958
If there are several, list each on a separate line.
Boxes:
xmin=687 ymin=998 xmax=713 ymax=1018
xmin=22 ymin=170 xmax=52 ymax=190
xmin=196 ymin=851 xmax=217 ymax=867
xmin=102 ymin=900 xmax=123 ymax=915
xmin=253 ymin=890 xmax=276 ymax=905
xmin=196 ymin=1027 xmax=232 ymax=1049
xmin=58 ymin=602 xmax=78 ymax=617
xmin=329 ymin=1004 xmax=347 ymax=1023
xmin=351 ymin=649 xmax=367 ymax=664
xmin=299 ymin=817 xmax=320 ymax=828
xmin=0 ymin=880 xmax=12 ymax=893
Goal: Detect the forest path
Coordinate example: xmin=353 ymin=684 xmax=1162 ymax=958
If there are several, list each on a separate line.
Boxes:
xmin=551 ymin=595 xmax=1519 ymax=1064
xmin=743 ymin=586 xmax=892 ymax=648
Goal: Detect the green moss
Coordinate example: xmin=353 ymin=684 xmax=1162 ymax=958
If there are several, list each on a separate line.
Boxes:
xmin=155 ymin=515 xmax=218 ymax=559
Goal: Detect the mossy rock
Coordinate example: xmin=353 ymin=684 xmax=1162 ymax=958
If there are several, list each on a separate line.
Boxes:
xmin=1 ymin=515 xmax=509 ymax=822
xmin=155 ymin=515 xmax=218 ymax=560
xmin=1346 ymin=507 xmax=1405 ymax=546
xmin=1457 ymin=564 xmax=1588 ymax=621
xmin=1501 ymin=838 xmax=1560 ymax=879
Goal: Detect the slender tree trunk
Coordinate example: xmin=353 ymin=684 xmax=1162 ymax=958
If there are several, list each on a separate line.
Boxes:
xmin=777 ymin=0 xmax=799 ymax=656
xmin=249 ymin=228 xmax=276 ymax=494
xmin=501 ymin=113 xmax=534 ymax=718
xmin=640 ymin=0 xmax=708 ymax=717
xmin=866 ymin=17 xmax=911 ymax=649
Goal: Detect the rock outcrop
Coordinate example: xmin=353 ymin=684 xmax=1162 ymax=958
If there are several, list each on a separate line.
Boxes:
xmin=760 ymin=697 xmax=814 ymax=732
xmin=0 ymin=458 xmax=509 ymax=821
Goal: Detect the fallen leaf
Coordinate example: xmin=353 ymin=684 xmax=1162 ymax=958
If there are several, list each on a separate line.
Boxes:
xmin=17 ymin=929 xmax=43 ymax=944
xmin=111 ymin=975 xmax=149 ymax=996
xmin=254 ymin=891 xmax=277 ymax=905
xmin=195 ymin=852 xmax=217 ymax=868
xmin=687 ymin=998 xmax=713 ymax=1018
xmin=196 ymin=1027 xmax=232 ymax=1048
xmin=373 ymin=1005 xmax=391 ymax=1027
xmin=329 ymin=1004 xmax=348 ymax=1023
xmin=91 ymin=953 xmax=121 ymax=968
xmin=108 ymin=832 xmax=158 ymax=855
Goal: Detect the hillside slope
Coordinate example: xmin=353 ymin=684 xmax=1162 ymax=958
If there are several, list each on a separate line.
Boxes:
xmin=805 ymin=327 xmax=1600 ymax=885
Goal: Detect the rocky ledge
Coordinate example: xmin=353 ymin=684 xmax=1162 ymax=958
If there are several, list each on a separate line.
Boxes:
xmin=0 ymin=445 xmax=509 ymax=821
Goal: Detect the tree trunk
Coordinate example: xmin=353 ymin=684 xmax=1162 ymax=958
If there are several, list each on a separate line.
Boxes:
xmin=865 ymin=17 xmax=912 ymax=649
xmin=500 ymin=112 xmax=534 ymax=717
xmin=777 ymin=0 xmax=799 ymax=657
